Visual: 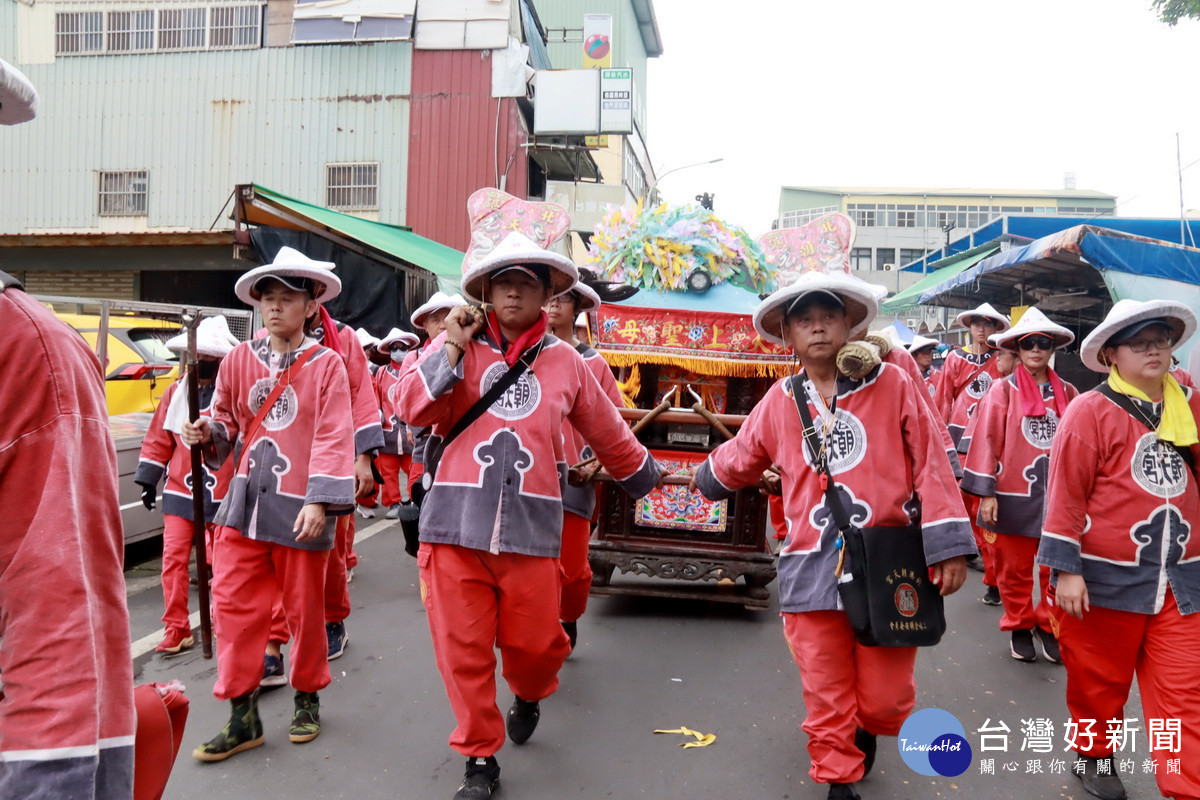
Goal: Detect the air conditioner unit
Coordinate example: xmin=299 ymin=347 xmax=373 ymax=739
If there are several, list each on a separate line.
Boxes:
xmin=882 ymin=263 xmax=896 ymax=271
xmin=905 ymin=318 xmax=919 ymax=329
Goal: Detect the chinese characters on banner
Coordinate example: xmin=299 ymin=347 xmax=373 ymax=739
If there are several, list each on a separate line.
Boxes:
xmin=974 ymin=717 xmax=1182 ymax=776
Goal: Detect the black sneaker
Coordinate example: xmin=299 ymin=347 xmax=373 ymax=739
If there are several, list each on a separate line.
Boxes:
xmin=562 ymin=620 xmax=578 ymax=652
xmin=981 ymin=585 xmax=1002 ymax=606
xmin=1075 ymin=754 xmax=1127 ymax=800
xmin=1010 ymin=629 xmax=1037 ymax=662
xmin=192 ymin=690 xmax=264 ymax=762
xmin=827 ymin=782 xmax=861 ymax=800
xmin=854 ymin=726 xmax=877 ymax=777
xmin=289 ymin=690 xmax=321 ymax=743
xmin=326 ymin=621 xmax=348 ymax=661
xmin=453 ymin=756 xmax=499 ymax=800
xmin=506 ymin=697 xmax=540 ymax=745
xmin=1034 ymin=628 xmax=1061 ymax=664
xmin=260 ymin=653 xmax=287 ymax=689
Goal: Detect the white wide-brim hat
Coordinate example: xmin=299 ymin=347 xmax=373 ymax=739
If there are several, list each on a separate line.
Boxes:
xmin=753 ymin=271 xmax=880 ymax=347
xmin=378 ymin=327 xmax=420 ymax=353
xmin=410 ymin=291 xmax=467 ymax=328
xmin=0 ymin=58 xmax=39 ymax=126
xmin=907 ymin=334 xmax=939 ymax=354
xmin=1080 ymin=299 xmax=1197 ymax=373
xmin=954 ymin=302 xmax=1011 ymax=332
xmin=234 ymin=246 xmax=341 ymax=306
xmin=993 ymin=307 xmax=1075 ymax=352
xmin=165 ymin=315 xmax=239 ymax=358
xmin=355 ymin=327 xmax=380 ymax=349
xmin=562 ymin=282 xmax=601 ymax=314
xmin=461 ymin=231 xmax=578 ymax=304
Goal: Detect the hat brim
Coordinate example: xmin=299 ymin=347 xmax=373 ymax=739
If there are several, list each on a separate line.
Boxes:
xmin=1080 ymin=303 xmax=1196 ymax=373
xmin=461 ymin=248 xmax=578 ymax=304
xmin=234 ymin=266 xmax=340 ymax=306
xmin=753 ymin=277 xmax=878 ymax=347
xmin=954 ymin=310 xmax=1011 ymax=332
xmin=379 ymin=333 xmax=420 ymax=352
xmin=994 ymin=328 xmax=1075 ymax=352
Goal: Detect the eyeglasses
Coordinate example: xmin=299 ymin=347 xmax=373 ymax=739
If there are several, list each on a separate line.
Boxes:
xmin=1018 ymin=335 xmax=1055 ymax=351
xmin=1120 ymin=337 xmax=1174 ymax=354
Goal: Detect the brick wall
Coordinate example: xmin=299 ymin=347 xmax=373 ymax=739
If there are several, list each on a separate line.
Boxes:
xmin=19 ymin=270 xmax=137 ymax=299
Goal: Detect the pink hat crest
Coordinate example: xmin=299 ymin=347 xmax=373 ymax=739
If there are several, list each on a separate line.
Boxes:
xmin=756 ymin=213 xmax=856 ymax=289
xmin=463 ymin=188 xmax=571 ymax=269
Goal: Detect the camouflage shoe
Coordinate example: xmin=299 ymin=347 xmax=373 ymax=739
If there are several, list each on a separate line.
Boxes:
xmin=193 ymin=690 xmax=264 ymax=762
xmin=289 ymin=690 xmax=321 ymax=743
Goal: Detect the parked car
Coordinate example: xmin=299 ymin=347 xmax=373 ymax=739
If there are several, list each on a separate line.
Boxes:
xmin=56 ymin=312 xmax=179 ymax=415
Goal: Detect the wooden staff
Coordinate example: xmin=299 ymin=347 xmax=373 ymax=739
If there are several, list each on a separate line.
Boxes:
xmin=184 ymin=313 xmax=214 ymax=659
xmin=569 ymin=391 xmax=676 ymax=474
xmin=685 ymin=385 xmax=781 ymax=477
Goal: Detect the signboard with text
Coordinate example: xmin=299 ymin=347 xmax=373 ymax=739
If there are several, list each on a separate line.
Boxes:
xmin=599 ymin=68 xmax=633 ymax=134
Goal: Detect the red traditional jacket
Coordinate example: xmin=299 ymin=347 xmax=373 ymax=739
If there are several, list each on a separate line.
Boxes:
xmin=886 ymin=343 xmax=961 ymax=477
xmin=561 ymin=343 xmax=624 ymax=519
xmin=398 ymin=343 xmax=433 ymax=463
xmin=961 ymin=373 xmax=1080 ymax=537
xmin=395 ymin=332 xmax=660 ymax=557
xmin=206 ymin=338 xmax=356 ymax=550
xmin=374 ymin=361 xmax=412 ymax=456
xmin=0 ymin=282 xmax=135 ymax=797
xmin=135 ymin=378 xmax=233 ymax=522
xmin=329 ymin=321 xmax=385 ymax=456
xmin=695 ymin=363 xmax=976 ymax=614
xmin=1038 ymin=388 xmax=1200 ymax=615
xmin=935 ymin=348 xmax=1004 ymax=447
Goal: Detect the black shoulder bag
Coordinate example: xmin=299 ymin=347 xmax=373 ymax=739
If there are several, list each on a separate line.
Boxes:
xmin=792 ymin=377 xmax=946 ymax=647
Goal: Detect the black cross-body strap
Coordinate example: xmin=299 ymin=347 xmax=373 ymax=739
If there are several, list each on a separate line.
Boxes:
xmin=425 ymin=340 xmax=542 ymax=477
xmin=1096 ymin=383 xmax=1194 ymax=469
xmin=791 ymin=376 xmax=854 ymax=533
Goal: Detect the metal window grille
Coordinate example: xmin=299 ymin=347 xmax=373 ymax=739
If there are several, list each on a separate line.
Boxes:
xmin=210 ymin=6 xmax=261 ymax=48
xmin=99 ymin=171 xmax=149 ymax=217
xmin=326 ymin=163 xmax=379 ymax=211
xmin=159 ymin=8 xmax=208 ymax=50
xmin=55 ymin=11 xmax=104 ymax=54
xmin=108 ymin=10 xmax=156 ymax=52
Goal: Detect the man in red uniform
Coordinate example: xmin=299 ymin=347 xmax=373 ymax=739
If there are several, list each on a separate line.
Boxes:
xmin=692 ymin=270 xmax=974 ymax=800
xmin=396 ymin=232 xmax=662 ymax=800
xmin=1039 ymin=299 xmax=1200 ymax=800
xmin=961 ymin=308 xmax=1078 ymax=663
xmin=0 ymin=272 xmax=136 ymax=798
xmin=135 ymin=315 xmax=238 ymax=654
xmin=374 ymin=327 xmax=420 ymax=519
xmin=184 ymin=252 xmax=355 ymax=760
xmin=544 ymin=282 xmax=623 ymax=650
xmin=907 ymin=335 xmax=940 ymax=397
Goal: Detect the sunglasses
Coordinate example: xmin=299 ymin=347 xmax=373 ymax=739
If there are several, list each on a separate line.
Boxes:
xmin=1018 ymin=335 xmax=1055 ymax=351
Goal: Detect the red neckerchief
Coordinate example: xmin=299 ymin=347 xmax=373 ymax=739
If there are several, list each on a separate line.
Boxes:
xmin=486 ymin=309 xmax=547 ymax=367
xmin=1014 ymin=364 xmax=1068 ymax=418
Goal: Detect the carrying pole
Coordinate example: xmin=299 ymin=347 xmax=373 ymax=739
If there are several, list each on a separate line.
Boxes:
xmin=184 ymin=313 xmax=215 ymax=658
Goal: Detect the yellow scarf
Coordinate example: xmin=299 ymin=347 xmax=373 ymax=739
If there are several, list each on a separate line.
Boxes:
xmin=1108 ymin=366 xmax=1199 ymax=447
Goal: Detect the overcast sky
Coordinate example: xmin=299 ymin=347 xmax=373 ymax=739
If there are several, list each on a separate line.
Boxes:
xmin=644 ymin=0 xmax=1200 ymax=237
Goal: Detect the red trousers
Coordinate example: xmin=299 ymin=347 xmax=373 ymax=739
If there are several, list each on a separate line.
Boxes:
xmin=418 ymin=543 xmax=571 ymax=757
xmin=268 ymin=513 xmax=355 ymax=644
xmin=558 ymin=511 xmax=592 ymax=623
xmin=962 ymin=493 xmax=996 ymax=586
xmin=211 ymin=526 xmax=331 ymax=699
xmin=161 ymin=514 xmax=206 ymax=635
xmin=407 ymin=460 xmax=425 ymax=495
xmin=768 ymin=494 xmax=788 ymax=540
xmin=782 ymin=611 xmax=917 ymax=784
xmin=992 ymin=533 xmax=1050 ymax=633
xmin=376 ymin=452 xmax=405 ymax=508
xmin=1053 ymin=589 xmax=1200 ymax=799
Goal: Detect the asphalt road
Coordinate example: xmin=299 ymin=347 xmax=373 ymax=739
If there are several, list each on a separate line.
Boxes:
xmin=127 ymin=520 xmax=1162 ymax=800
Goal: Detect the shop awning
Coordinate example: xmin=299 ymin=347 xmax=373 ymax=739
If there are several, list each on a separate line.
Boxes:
xmin=237 ymin=184 xmax=464 ymax=294
xmin=881 ymin=245 xmax=1001 ymax=313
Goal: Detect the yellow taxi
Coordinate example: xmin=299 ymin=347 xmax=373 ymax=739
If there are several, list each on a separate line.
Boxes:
xmin=56 ymin=312 xmax=180 ymax=415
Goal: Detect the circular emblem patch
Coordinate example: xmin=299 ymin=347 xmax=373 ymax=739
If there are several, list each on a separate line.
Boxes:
xmin=804 ymin=410 xmax=868 ymax=473
xmin=1021 ymin=409 xmax=1059 ymax=449
xmin=1130 ymin=433 xmax=1188 ymax=498
xmin=965 ymin=371 xmax=993 ymax=400
xmin=895 ymin=583 xmax=919 ymax=618
xmin=480 ymin=362 xmax=541 ymax=421
xmin=248 ymin=378 xmax=299 ymax=431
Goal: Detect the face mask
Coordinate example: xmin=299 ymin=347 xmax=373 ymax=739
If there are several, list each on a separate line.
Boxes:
xmin=196 ymin=359 xmax=220 ymax=380
xmin=390 ymin=349 xmax=406 ymax=363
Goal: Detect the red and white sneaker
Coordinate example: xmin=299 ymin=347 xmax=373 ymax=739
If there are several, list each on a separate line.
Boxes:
xmin=156 ymin=628 xmax=196 ymax=655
